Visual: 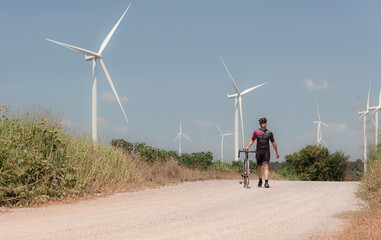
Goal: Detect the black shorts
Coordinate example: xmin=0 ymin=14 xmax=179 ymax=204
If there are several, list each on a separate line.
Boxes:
xmin=256 ymin=150 xmax=270 ymax=166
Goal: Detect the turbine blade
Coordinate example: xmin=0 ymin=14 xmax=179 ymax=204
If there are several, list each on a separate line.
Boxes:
xmin=367 ymin=81 xmax=371 ymax=109
xmin=215 ymin=123 xmax=223 ymax=135
xmin=182 ymin=133 xmax=192 ymax=142
xmin=224 ymin=132 xmax=234 ymax=136
xmin=46 ymin=38 xmax=99 ymax=57
xmin=219 ymin=55 xmax=240 ymax=94
xmin=316 ymin=99 xmax=321 ymax=121
xmin=98 ymin=3 xmax=131 ymax=55
xmin=321 ymin=139 xmax=328 ymax=146
xmin=241 ymin=82 xmax=268 ymax=96
xmin=98 ymin=59 xmax=128 ymax=123
xmin=322 ymin=122 xmax=328 ymax=127
xmin=174 ymin=133 xmax=180 ymax=143
xmin=372 ymin=107 xmax=381 ymax=115
xmin=359 ymin=112 xmax=368 ymax=119
xmin=368 ymin=112 xmax=376 ymax=126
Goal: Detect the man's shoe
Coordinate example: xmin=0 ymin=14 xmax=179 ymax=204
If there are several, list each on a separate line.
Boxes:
xmin=258 ymin=180 xmax=263 ymax=188
xmin=265 ymin=182 xmax=270 ymax=188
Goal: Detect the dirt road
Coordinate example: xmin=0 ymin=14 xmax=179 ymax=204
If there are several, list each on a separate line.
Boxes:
xmin=0 ymin=180 xmax=360 ymax=240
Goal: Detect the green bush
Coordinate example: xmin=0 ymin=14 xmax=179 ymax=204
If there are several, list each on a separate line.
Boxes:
xmin=280 ymin=145 xmax=348 ymax=181
xmin=0 ymin=106 xmax=76 ymax=206
xmin=0 ymin=105 xmax=138 ymax=207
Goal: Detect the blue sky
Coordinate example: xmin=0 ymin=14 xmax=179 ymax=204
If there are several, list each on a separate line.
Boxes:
xmin=1 ymin=0 xmax=380 ymax=162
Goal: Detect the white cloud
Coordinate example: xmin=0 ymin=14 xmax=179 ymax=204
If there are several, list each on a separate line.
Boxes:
xmin=195 ymin=119 xmax=215 ymax=128
xmin=327 ymin=123 xmax=348 ymax=132
xmin=303 ymin=79 xmax=329 ymax=91
xmin=102 ymin=91 xmax=128 ymax=103
xmin=350 ymin=130 xmax=362 ymax=136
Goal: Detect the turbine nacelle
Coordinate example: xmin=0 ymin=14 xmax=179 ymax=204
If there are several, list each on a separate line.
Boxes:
xmin=85 ymin=55 xmax=99 ymax=61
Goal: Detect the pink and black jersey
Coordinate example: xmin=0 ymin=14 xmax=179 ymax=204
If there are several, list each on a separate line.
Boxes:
xmin=252 ymin=128 xmax=274 ymax=150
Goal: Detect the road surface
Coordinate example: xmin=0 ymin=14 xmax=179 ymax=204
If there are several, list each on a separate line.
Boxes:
xmin=0 ymin=180 xmax=360 ymax=240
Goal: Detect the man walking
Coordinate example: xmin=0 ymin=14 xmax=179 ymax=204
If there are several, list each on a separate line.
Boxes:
xmin=244 ymin=117 xmax=279 ymax=188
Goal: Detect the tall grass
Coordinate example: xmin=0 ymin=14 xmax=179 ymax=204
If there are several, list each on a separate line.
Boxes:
xmin=0 ymin=105 xmax=227 ymax=207
xmin=0 ymin=105 xmax=144 ymax=206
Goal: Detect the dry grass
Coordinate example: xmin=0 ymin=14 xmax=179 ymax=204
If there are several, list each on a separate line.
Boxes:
xmin=312 ymin=148 xmax=381 ymax=240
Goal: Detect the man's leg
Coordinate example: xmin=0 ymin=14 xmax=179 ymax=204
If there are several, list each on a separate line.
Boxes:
xmin=258 ymin=165 xmax=262 ymax=179
xmin=264 ymin=151 xmax=270 ymax=188
xmin=264 ymin=164 xmax=269 ymax=180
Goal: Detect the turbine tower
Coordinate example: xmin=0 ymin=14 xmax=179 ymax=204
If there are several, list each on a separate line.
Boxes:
xmin=220 ymin=56 xmax=268 ymax=160
xmin=370 ymin=88 xmax=381 ymax=149
xmin=313 ymin=100 xmax=328 ymax=146
xmin=215 ymin=123 xmax=233 ymax=162
xmin=47 ymin=4 xmax=131 ymax=142
xmin=174 ymin=117 xmax=192 ymax=154
xmin=358 ymin=82 xmax=376 ymax=172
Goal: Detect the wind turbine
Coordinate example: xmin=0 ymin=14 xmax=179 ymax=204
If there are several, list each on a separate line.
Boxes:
xmin=215 ymin=123 xmax=233 ymax=162
xmin=220 ymin=56 xmax=268 ymax=160
xmin=47 ymin=4 xmax=131 ymax=142
xmin=358 ymin=82 xmax=376 ymax=172
xmin=370 ymin=88 xmax=381 ymax=149
xmin=313 ymin=100 xmax=328 ymax=146
xmin=174 ymin=117 xmax=192 ymax=154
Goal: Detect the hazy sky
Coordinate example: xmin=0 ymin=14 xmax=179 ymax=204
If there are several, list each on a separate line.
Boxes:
xmin=1 ymin=0 xmax=380 ymax=162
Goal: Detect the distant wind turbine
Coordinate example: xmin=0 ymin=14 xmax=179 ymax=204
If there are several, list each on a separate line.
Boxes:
xmin=220 ymin=55 xmax=268 ymax=160
xmin=47 ymin=4 xmax=131 ymax=142
xmin=370 ymin=88 xmax=381 ymax=149
xmin=215 ymin=123 xmax=233 ymax=162
xmin=358 ymin=82 xmax=376 ymax=172
xmin=313 ymin=100 xmax=328 ymax=146
xmin=174 ymin=117 xmax=192 ymax=154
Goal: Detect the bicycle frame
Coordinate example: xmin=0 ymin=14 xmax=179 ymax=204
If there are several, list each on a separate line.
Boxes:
xmin=238 ymin=149 xmax=256 ymax=188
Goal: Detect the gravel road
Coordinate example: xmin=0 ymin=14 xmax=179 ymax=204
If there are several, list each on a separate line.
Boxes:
xmin=0 ymin=180 xmax=360 ymax=240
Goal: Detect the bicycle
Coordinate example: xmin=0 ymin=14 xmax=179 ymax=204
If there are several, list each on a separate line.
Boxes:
xmin=238 ymin=149 xmax=256 ymax=188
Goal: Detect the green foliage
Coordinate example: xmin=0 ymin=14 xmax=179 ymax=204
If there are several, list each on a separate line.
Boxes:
xmin=111 ymin=139 xmax=213 ymax=170
xmin=280 ymin=145 xmax=349 ymax=181
xmin=358 ymin=147 xmax=381 ymax=201
xmin=346 ymin=159 xmax=364 ymax=181
xmin=0 ymin=106 xmax=76 ymax=206
xmin=0 ymin=105 xmax=138 ymax=207
xmin=278 ymin=162 xmax=298 ymax=180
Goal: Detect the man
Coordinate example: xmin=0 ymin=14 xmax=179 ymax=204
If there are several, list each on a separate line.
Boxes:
xmin=244 ymin=117 xmax=279 ymax=188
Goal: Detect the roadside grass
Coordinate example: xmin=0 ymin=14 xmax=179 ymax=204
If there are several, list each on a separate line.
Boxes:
xmin=314 ymin=146 xmax=381 ymax=240
xmin=0 ymin=105 xmax=263 ymax=207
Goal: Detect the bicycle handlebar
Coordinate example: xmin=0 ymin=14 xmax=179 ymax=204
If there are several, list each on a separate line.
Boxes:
xmin=238 ymin=149 xmax=256 ymax=158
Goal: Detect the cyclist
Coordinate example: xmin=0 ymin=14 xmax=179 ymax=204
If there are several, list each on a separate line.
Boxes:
xmin=244 ymin=117 xmax=279 ymax=188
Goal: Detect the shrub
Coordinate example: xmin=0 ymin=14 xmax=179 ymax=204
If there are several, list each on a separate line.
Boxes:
xmin=280 ymin=145 xmax=348 ymax=181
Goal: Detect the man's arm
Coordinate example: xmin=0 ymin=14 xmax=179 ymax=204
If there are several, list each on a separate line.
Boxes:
xmin=244 ymin=139 xmax=255 ymax=151
xmin=271 ymin=141 xmax=280 ymax=158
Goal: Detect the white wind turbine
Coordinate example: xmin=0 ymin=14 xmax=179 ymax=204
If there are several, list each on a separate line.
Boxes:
xmin=358 ymin=82 xmax=376 ymax=172
xmin=370 ymin=88 xmax=381 ymax=149
xmin=220 ymin=56 xmax=268 ymax=160
xmin=47 ymin=4 xmax=131 ymax=142
xmin=215 ymin=123 xmax=233 ymax=162
xmin=174 ymin=117 xmax=192 ymax=154
xmin=313 ymin=100 xmax=328 ymax=146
